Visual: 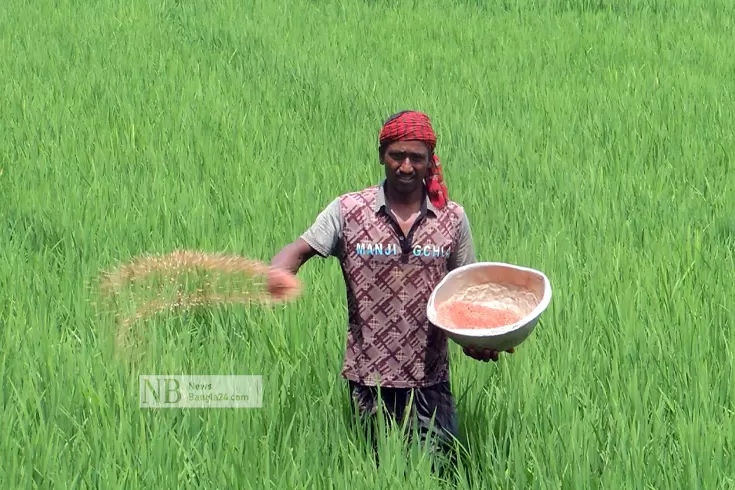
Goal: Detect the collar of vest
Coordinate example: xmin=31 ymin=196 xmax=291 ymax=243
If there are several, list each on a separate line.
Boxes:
xmin=373 ymin=179 xmax=439 ymax=216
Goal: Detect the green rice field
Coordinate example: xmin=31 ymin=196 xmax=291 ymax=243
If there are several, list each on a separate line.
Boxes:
xmin=1 ymin=0 xmax=734 ymax=487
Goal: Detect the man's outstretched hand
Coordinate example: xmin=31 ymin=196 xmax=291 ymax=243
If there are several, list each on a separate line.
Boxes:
xmin=463 ymin=346 xmax=515 ymax=362
xmin=265 ymin=267 xmax=302 ymax=302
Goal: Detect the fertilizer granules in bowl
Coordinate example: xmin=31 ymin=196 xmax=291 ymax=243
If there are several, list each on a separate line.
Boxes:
xmin=436 ymin=300 xmax=522 ymax=330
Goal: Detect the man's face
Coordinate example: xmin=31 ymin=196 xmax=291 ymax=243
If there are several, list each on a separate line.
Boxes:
xmin=381 ymin=140 xmax=431 ymax=195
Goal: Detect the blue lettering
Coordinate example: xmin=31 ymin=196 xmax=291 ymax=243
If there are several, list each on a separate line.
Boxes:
xmin=402 ymin=243 xmax=453 ymax=258
xmin=358 ymin=242 xmax=452 ymax=258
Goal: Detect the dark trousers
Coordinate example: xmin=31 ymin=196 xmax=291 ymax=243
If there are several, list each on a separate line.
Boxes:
xmin=348 ymin=380 xmax=460 ymax=470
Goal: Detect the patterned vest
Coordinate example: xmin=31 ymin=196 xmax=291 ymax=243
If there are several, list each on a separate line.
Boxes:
xmin=337 ymin=185 xmax=464 ymax=388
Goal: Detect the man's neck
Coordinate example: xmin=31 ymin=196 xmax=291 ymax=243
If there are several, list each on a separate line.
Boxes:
xmin=384 ymin=181 xmax=424 ymax=213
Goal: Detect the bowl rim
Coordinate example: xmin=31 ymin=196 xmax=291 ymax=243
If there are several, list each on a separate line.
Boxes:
xmin=427 ymin=261 xmax=552 ymax=337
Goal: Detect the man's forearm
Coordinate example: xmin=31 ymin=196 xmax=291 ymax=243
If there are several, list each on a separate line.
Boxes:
xmin=270 ymin=239 xmax=317 ymax=275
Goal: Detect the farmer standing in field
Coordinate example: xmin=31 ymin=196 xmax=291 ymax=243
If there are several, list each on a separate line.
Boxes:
xmin=268 ymin=110 xmax=513 ymax=466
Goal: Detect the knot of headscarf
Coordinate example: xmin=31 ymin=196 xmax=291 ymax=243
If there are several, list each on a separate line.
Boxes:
xmin=378 ymin=110 xmax=449 ymax=209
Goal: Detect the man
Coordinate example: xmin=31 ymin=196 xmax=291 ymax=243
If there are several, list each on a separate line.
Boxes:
xmin=268 ymin=110 xmax=513 ymax=467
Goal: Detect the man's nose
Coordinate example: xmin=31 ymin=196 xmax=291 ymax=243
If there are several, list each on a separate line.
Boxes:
xmin=399 ymin=158 xmax=414 ymax=173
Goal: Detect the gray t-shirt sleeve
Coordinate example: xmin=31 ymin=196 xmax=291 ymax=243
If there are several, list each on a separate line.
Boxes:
xmin=448 ymin=209 xmax=476 ymax=271
xmin=300 ymin=197 xmax=343 ymax=257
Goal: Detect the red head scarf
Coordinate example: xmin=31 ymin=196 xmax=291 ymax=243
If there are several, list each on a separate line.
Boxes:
xmin=378 ymin=110 xmax=449 ymax=209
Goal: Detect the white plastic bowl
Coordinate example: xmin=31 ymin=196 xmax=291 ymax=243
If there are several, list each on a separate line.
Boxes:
xmin=427 ymin=262 xmax=552 ymax=352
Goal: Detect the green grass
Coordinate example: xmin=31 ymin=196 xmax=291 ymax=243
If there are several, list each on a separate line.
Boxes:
xmin=1 ymin=0 xmax=734 ymax=487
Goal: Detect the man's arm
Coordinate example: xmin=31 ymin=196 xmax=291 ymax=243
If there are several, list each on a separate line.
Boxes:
xmin=448 ymin=209 xmax=476 ymax=271
xmin=270 ymin=238 xmax=319 ymax=275
xmin=448 ymin=209 xmax=514 ymax=361
xmin=270 ymin=197 xmax=343 ymax=275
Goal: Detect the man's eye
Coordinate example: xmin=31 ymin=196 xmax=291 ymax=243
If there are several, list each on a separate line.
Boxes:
xmin=391 ymin=152 xmax=425 ymax=163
